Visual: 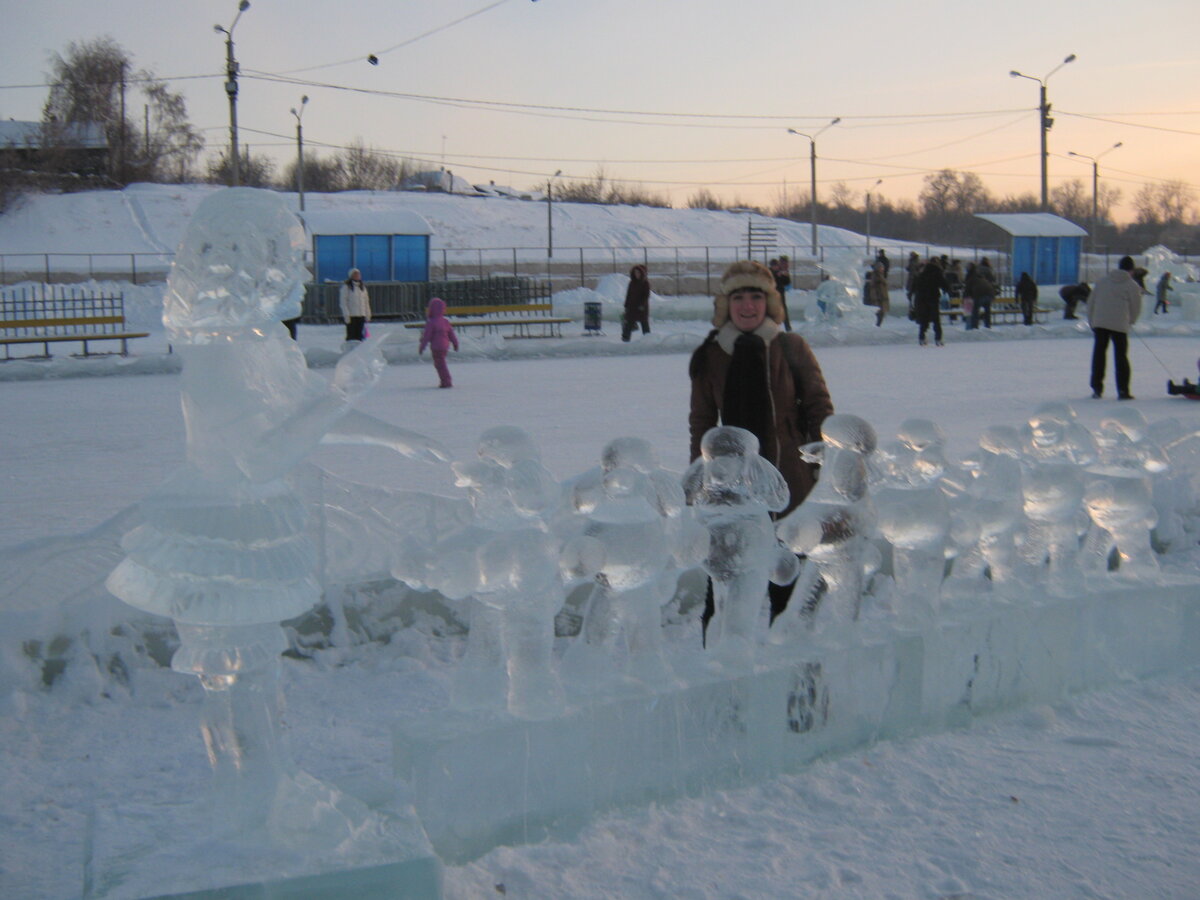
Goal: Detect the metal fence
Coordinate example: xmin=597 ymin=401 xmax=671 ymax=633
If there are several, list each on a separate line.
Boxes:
xmin=0 ymin=284 xmax=128 ymax=336
xmin=3 ymin=244 xmax=1185 ymax=292
xmin=301 ymin=275 xmax=551 ymax=323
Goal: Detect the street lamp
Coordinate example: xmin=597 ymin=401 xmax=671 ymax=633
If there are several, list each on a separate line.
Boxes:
xmin=1068 ymin=142 xmax=1122 ymax=254
xmin=547 ymin=169 xmax=561 ymax=258
xmin=214 ymin=0 xmax=251 ymax=187
xmin=865 ymin=178 xmax=883 ymax=256
xmin=290 ymin=95 xmax=309 ymax=211
xmin=1010 ymin=53 xmax=1076 ymax=211
xmin=787 ymin=117 xmax=840 ymax=255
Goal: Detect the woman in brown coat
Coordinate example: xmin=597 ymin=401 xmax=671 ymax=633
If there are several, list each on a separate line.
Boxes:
xmin=689 ymin=260 xmax=834 ymax=626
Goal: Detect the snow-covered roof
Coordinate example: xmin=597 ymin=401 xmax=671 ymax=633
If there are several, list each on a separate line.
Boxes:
xmin=973 ymin=212 xmax=1087 ymax=238
xmin=299 ymin=209 xmax=432 ymax=236
xmin=0 ymin=120 xmax=107 ymax=150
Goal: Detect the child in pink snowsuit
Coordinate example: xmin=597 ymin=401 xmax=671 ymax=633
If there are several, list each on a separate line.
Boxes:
xmin=419 ymin=297 xmax=459 ymax=388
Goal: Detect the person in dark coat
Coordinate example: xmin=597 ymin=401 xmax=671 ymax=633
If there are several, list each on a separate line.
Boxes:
xmin=1155 ymin=272 xmax=1173 ymax=314
xmin=1059 ymin=282 xmax=1090 ymax=320
xmin=875 ymin=249 xmax=890 ymax=278
xmin=1016 ymin=272 xmax=1039 ymax=326
xmin=689 ymin=260 xmax=834 ymax=630
xmin=904 ymin=251 xmax=921 ymax=302
xmin=964 ymin=260 xmax=997 ymax=330
xmin=912 ymin=261 xmax=949 ymax=346
xmin=622 ymin=264 xmax=651 ymax=341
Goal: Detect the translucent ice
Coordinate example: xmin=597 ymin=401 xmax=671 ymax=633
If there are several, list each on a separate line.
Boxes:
xmin=774 ymin=414 xmax=878 ymax=636
xmin=1018 ymin=403 xmax=1095 ymax=591
xmin=106 ymin=187 xmax=450 ymax=839
xmin=564 ymin=438 xmax=704 ymax=688
xmin=683 ymin=427 xmax=799 ymax=664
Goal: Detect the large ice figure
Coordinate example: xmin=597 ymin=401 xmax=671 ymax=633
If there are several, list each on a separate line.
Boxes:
xmin=1018 ymin=402 xmax=1096 ymax=591
xmin=774 ymin=414 xmax=879 ymax=637
xmin=1082 ymin=407 xmax=1166 ymax=580
xmin=106 ymin=188 xmax=449 ymax=839
xmin=563 ymin=437 xmax=704 ymax=688
xmin=683 ymin=427 xmax=800 ymax=664
xmin=871 ymin=419 xmax=952 ymax=618
xmin=395 ymin=426 xmax=571 ymax=719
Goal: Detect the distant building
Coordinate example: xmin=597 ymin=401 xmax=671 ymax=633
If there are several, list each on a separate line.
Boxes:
xmin=0 ymin=120 xmax=109 ymax=175
xmin=399 ymin=169 xmax=481 ymax=196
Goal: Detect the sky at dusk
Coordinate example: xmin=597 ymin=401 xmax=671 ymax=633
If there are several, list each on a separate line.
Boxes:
xmin=1 ymin=0 xmax=1197 ymax=223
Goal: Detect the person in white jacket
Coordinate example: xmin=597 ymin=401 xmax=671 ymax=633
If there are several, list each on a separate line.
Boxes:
xmin=1087 ymin=255 xmax=1142 ymax=400
xmin=339 ymin=268 xmax=371 ymax=342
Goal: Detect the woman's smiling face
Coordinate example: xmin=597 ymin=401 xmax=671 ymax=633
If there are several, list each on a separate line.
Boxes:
xmin=729 ymin=288 xmax=768 ymax=332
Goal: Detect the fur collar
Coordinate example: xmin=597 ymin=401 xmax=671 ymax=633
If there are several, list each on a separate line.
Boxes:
xmin=715 ymin=319 xmax=781 ymax=355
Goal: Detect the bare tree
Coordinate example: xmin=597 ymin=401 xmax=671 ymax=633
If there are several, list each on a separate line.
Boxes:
xmin=338 ymin=139 xmax=403 ymax=191
xmin=688 ymin=188 xmax=727 ymax=211
xmin=205 ymin=149 xmax=275 ymax=188
xmin=1133 ymin=180 xmax=1197 ymax=226
xmin=1050 ymin=179 xmax=1090 ymax=224
xmin=139 ymin=80 xmax=204 ymax=182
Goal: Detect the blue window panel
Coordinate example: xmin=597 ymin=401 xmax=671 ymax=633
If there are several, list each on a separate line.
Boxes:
xmin=1012 ymin=237 xmax=1035 ymax=284
xmin=394 ymin=235 xmax=429 ymax=282
xmin=353 ymin=235 xmax=390 ymax=283
xmin=1058 ymin=237 xmax=1082 ymax=284
xmin=1036 ymin=238 xmax=1059 ymax=285
xmin=314 ymin=235 xmax=351 ymax=284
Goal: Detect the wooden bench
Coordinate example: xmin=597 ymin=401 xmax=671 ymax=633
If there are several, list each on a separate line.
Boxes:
xmin=0 ymin=293 xmax=149 ymax=360
xmin=945 ymin=296 xmax=1049 ymax=325
xmin=402 ymin=303 xmax=571 ymax=339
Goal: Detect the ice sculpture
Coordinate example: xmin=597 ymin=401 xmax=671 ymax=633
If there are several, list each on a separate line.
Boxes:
xmin=871 ymin=419 xmax=952 ymax=618
xmin=1018 ymin=402 xmax=1096 ymax=591
xmin=774 ymin=414 xmax=879 ymax=636
xmin=1082 ymin=407 xmax=1166 ymax=580
xmin=563 ymin=437 xmax=704 ymax=687
xmin=106 ymin=188 xmax=450 ymax=838
xmin=683 ymin=427 xmax=800 ymax=663
xmin=394 ymin=426 xmax=571 ymax=719
xmin=957 ymin=425 xmax=1026 ymax=590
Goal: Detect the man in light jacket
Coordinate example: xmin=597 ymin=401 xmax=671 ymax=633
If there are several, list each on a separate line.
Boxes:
xmin=1087 ymin=255 xmax=1142 ymax=400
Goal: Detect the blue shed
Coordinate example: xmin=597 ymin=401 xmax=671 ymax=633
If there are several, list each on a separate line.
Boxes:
xmin=300 ymin=210 xmax=432 ymax=284
xmin=974 ymin=213 xmax=1086 ymax=286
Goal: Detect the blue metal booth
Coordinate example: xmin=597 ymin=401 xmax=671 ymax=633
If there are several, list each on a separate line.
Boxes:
xmin=974 ymin=213 xmax=1086 ymax=286
xmin=300 ymin=209 xmax=432 ymax=284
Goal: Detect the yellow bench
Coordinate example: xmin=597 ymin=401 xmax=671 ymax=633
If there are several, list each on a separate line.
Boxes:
xmin=0 ymin=313 xmax=150 ymax=359
xmin=403 ymin=303 xmax=571 ymax=339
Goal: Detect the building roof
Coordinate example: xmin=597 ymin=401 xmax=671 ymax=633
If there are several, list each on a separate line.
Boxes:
xmin=299 ymin=209 xmax=432 ymax=236
xmin=0 ymin=120 xmax=107 ymax=149
xmin=974 ymin=212 xmax=1088 ymax=238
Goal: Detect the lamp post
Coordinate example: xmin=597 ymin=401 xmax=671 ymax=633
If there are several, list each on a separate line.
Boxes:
xmin=214 ymin=1 xmax=251 ymax=187
xmin=547 ymin=169 xmax=561 ymax=258
xmin=787 ymin=117 xmax=840 ymax=255
xmin=865 ymin=178 xmax=883 ymax=257
xmin=1010 ymin=53 xmax=1076 ymax=211
xmin=290 ymin=96 xmax=308 ymax=211
xmin=1068 ymin=142 xmax=1122 ymax=254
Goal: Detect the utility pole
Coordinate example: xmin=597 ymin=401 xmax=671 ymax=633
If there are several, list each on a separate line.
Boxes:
xmin=215 ymin=1 xmax=250 ymax=186
xmin=787 ymin=118 xmax=840 ymax=255
xmin=291 ymin=96 xmax=308 ymax=211
xmin=1010 ymin=53 xmax=1076 ymax=211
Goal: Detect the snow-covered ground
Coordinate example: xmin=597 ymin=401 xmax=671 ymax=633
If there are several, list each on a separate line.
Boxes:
xmin=2 ymin=187 xmax=1200 ymax=899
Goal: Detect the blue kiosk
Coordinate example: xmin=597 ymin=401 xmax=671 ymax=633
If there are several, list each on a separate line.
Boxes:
xmin=974 ymin=212 xmax=1086 ymax=286
xmin=300 ymin=209 xmax=432 ymax=284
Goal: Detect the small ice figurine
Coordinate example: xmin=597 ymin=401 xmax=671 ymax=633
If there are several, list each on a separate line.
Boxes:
xmin=1082 ymin=407 xmax=1165 ymax=580
xmin=960 ymin=425 xmax=1026 ymax=588
xmin=683 ymin=427 xmax=800 ymax=663
xmin=106 ymin=188 xmax=449 ymax=838
xmin=564 ymin=437 xmax=704 ymax=687
xmin=1018 ymin=403 xmax=1096 ymax=588
xmin=871 ymin=419 xmax=951 ymax=615
xmin=400 ymin=426 xmax=569 ymax=719
xmin=774 ymin=414 xmax=878 ymax=636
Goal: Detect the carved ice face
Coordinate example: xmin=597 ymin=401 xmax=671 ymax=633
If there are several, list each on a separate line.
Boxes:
xmin=165 ymin=188 xmax=309 ymax=342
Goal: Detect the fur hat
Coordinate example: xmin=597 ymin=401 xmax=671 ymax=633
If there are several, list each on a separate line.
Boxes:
xmin=711 ymin=260 xmax=784 ymax=327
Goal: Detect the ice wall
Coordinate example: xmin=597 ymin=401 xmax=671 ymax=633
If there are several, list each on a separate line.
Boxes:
xmin=395 ymin=581 xmax=1200 ymax=863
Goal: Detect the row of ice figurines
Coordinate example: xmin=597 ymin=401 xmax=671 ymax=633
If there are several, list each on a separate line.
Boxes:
xmin=388 ymin=402 xmax=1198 ymax=719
